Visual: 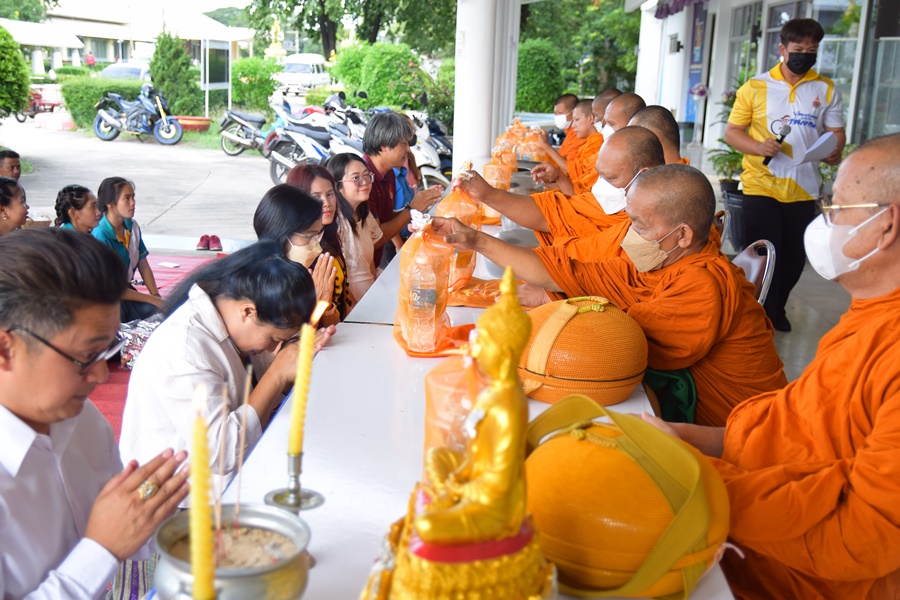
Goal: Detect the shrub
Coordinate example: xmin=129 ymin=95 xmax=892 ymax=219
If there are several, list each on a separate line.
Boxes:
xmin=427 ymin=58 xmax=454 ymax=134
xmin=359 ymin=43 xmax=430 ymax=109
xmin=0 ymin=27 xmax=30 ymax=120
xmin=231 ymin=56 xmax=279 ymax=112
xmin=304 ymin=86 xmax=331 ymax=108
xmin=516 ymin=39 xmax=564 ymax=113
xmin=55 ymin=66 xmax=90 ymax=78
xmin=330 ymin=44 xmax=367 ymax=93
xmin=61 ymin=76 xmax=143 ymax=128
xmin=150 ymin=30 xmax=203 ymax=116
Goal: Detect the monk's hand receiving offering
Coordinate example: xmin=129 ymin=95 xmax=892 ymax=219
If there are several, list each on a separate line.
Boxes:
xmin=531 ymin=163 xmax=561 ymax=185
xmin=456 ymin=170 xmax=493 ymax=201
xmin=431 ymin=216 xmax=479 ymax=251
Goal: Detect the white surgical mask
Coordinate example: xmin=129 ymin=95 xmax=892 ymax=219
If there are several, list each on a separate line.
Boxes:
xmin=591 ymin=171 xmax=640 ymax=216
xmin=601 ymin=123 xmax=615 ymax=139
xmin=803 ymin=210 xmax=886 ymax=280
xmin=554 ymin=113 xmax=572 ymax=130
xmin=594 ymin=122 xmax=604 ymax=134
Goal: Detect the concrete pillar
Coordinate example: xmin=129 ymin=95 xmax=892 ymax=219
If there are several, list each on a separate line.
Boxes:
xmin=52 ymin=48 xmax=64 ymax=70
xmin=31 ymin=49 xmax=45 ymax=75
xmin=634 ymin=6 xmax=664 ymax=104
xmin=453 ymin=0 xmax=498 ymax=172
xmin=71 ymin=49 xmax=82 ymax=67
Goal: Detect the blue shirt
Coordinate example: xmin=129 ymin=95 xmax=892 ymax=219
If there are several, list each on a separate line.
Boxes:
xmin=393 ymin=167 xmax=415 ymax=211
xmin=92 ymin=215 xmax=148 ymax=276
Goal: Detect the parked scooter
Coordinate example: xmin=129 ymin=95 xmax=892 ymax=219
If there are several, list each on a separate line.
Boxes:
xmin=219 ymin=110 xmax=267 ymax=156
xmin=406 ymin=109 xmax=451 ymax=189
xmin=93 ymin=83 xmax=183 ymax=145
xmin=15 ymin=88 xmax=61 ymax=122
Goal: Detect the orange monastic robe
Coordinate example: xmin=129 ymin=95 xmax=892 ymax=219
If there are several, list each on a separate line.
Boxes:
xmin=566 ymin=132 xmax=603 ymax=195
xmin=541 ymin=238 xmax=786 ymax=426
xmin=556 ymin=126 xmax=586 ymax=163
xmin=531 ymin=190 xmax=628 ymax=249
xmin=712 ymin=286 xmax=900 ymax=599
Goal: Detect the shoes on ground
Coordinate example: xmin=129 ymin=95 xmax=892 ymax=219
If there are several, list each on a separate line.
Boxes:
xmin=208 ymin=235 xmax=223 ymax=252
xmin=196 ymin=234 xmax=209 ymax=250
xmin=774 ymin=315 xmax=792 ymax=332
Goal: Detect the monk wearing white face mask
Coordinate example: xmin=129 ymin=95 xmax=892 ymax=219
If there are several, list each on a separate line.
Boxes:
xmin=433 ymin=164 xmax=786 ymax=427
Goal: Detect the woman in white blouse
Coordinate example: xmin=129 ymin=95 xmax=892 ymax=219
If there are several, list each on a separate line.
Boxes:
xmin=119 ymin=241 xmax=316 ymax=493
xmin=323 ymin=154 xmax=385 ymax=303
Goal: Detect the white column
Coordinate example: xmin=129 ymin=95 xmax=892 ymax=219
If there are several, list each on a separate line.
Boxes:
xmin=634 ymin=7 xmax=664 ymax=104
xmin=452 ymin=0 xmax=498 ymax=172
xmin=492 ymin=0 xmax=521 ymax=146
xmin=71 ymin=49 xmax=82 ymax=67
xmin=31 ymin=49 xmax=45 ymax=75
xmin=52 ymin=48 xmax=64 ymax=70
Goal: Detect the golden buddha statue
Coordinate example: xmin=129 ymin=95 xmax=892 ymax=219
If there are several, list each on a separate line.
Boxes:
xmin=416 ymin=267 xmax=532 ymax=544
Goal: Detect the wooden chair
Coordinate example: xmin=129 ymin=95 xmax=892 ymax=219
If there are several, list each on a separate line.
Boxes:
xmin=732 ymin=239 xmax=776 ymax=305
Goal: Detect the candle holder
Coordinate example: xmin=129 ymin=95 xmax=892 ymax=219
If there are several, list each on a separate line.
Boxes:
xmin=265 ymin=453 xmax=324 ymax=512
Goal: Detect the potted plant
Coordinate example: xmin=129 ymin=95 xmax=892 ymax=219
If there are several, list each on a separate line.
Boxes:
xmin=708 ymin=140 xmax=744 ymax=194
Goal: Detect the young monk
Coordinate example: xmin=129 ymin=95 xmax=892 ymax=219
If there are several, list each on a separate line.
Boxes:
xmin=629 ymin=105 xmax=689 ymax=165
xmin=532 ymin=93 xmax=581 ymax=174
xmin=531 ymin=100 xmax=604 ymax=196
xmin=643 ymin=134 xmax=900 ymax=598
xmin=433 ymin=164 xmax=786 ymax=428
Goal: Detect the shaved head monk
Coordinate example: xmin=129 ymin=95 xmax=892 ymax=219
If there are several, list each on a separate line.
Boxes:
xmin=643 ymin=134 xmax=900 ymax=598
xmin=603 ymin=93 xmax=646 ymax=132
xmin=532 ymin=100 xmax=603 ymax=195
xmin=435 ymin=164 xmax=786 ymax=427
xmin=592 ymin=88 xmax=622 ymax=128
xmin=629 ymin=105 xmax=687 ymax=165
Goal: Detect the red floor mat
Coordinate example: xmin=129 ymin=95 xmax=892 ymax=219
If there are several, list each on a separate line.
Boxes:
xmin=92 ymin=362 xmax=130 ymax=442
xmin=134 ymin=254 xmax=215 ymax=297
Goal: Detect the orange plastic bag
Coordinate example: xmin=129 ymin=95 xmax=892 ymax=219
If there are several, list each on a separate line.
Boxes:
xmin=509 ymin=117 xmax=528 ymax=143
xmin=423 ymin=353 xmax=487 ymax=462
xmin=436 ymin=185 xmax=482 ymax=292
xmin=394 ymin=213 xmax=474 ymax=357
xmin=496 ymin=140 xmax=518 ymax=172
xmin=483 ymin=152 xmax=512 ymax=192
xmin=521 ymin=128 xmax=550 ymax=163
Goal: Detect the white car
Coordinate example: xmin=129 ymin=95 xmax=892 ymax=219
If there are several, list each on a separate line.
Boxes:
xmin=274 ymin=54 xmax=330 ymax=95
xmin=97 ymin=60 xmax=151 ymax=81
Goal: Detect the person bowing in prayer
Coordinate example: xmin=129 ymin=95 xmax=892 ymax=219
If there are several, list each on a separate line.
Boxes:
xmin=643 ymin=134 xmax=900 ymax=599
xmin=0 ymin=228 xmax=189 ymax=599
xmin=531 ymin=100 xmax=604 ymax=195
xmin=433 ymin=164 xmax=786 ymax=428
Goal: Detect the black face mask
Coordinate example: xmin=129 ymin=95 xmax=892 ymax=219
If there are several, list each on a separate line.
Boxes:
xmin=786 ymin=52 xmax=817 ymax=75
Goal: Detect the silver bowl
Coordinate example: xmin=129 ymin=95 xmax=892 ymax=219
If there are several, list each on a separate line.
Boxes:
xmin=154 ymin=504 xmax=310 ymax=599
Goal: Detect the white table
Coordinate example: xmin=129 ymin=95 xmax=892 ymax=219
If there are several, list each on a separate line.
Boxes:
xmin=222 ymin=322 xmax=733 ymax=600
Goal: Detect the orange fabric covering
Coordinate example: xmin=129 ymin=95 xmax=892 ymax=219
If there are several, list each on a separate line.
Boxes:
xmin=531 ymin=190 xmax=628 ymax=248
xmin=566 ymin=132 xmax=603 ymax=196
xmin=557 ymin=126 xmax=586 ymax=163
xmin=677 ymin=157 xmax=691 ymax=165
xmin=541 ymin=239 xmax=786 ymax=426
xmin=710 ymin=286 xmax=900 ymax=599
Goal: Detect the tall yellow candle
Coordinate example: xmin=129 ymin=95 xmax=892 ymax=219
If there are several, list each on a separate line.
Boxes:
xmin=190 ymin=384 xmax=216 ymax=600
xmin=287 ymin=301 xmax=329 ymax=455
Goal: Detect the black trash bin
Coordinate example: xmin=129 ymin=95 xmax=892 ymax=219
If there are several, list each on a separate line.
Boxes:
xmin=723 ymin=191 xmax=746 ymax=252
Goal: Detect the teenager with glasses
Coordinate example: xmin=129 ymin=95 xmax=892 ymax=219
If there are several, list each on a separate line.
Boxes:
xmin=0 ymin=228 xmax=190 ymax=599
xmin=324 ymin=153 xmax=386 ymax=302
xmin=119 ymin=241 xmax=320 ymax=499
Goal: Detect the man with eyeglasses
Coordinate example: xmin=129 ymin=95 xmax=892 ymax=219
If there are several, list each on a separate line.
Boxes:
xmin=0 ymin=228 xmax=189 ymax=599
xmin=642 ymin=135 xmax=900 ymax=598
xmin=724 ymin=18 xmax=846 ymax=332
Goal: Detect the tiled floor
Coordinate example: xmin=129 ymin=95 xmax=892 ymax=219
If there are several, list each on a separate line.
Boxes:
xmin=683 ymin=142 xmax=851 ymax=381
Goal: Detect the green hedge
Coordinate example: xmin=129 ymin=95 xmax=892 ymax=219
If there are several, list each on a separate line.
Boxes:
xmin=61 ymin=76 xmax=143 ymax=129
xmin=231 ymin=56 xmax=279 ymax=112
xmin=55 ymin=66 xmax=90 ymax=77
xmin=330 ymin=42 xmax=430 ymax=110
xmin=330 ymin=44 xmax=366 ymax=93
xmin=427 ymin=59 xmax=454 ymax=134
xmin=0 ymin=26 xmax=30 ymax=119
xmin=516 ymin=39 xmax=564 ymax=113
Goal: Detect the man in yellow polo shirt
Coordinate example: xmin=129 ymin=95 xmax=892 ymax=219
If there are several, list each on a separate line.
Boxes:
xmin=724 ymin=18 xmax=845 ymax=332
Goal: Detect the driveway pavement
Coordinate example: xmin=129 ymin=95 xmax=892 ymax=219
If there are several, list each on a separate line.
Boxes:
xmin=1 ymin=117 xmax=274 ymax=246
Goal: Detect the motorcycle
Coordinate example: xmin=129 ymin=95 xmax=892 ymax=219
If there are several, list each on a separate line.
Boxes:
xmin=219 ymin=100 xmax=324 ymax=157
xmin=92 ymin=83 xmax=183 ymax=145
xmin=266 ymin=104 xmax=364 ymax=185
xmin=15 ymin=87 xmax=61 ymax=122
xmin=406 ymin=110 xmax=451 ymax=189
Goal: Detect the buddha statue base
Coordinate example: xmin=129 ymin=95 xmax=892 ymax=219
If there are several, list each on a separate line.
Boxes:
xmin=361 ymin=490 xmax=555 ymax=600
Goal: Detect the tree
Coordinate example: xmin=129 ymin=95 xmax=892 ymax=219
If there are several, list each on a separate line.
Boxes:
xmin=0 ymin=0 xmax=46 ymax=22
xmin=394 ymin=0 xmax=457 ymax=56
xmin=0 ymin=26 xmax=30 ymax=122
xmin=150 ymin=30 xmax=203 ymax=116
xmin=205 ymin=7 xmax=251 ymax=28
xmin=248 ymin=0 xmax=341 ymax=59
xmin=516 ymin=39 xmax=565 ymax=112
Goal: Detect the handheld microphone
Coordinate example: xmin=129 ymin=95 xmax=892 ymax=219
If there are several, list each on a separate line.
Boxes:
xmin=762 ymin=124 xmax=792 ymax=166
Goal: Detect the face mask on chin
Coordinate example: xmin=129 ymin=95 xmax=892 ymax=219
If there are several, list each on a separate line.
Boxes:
xmin=286 ymin=239 xmax=322 ymax=268
xmin=554 ymin=113 xmax=572 ymax=130
xmin=785 ymin=52 xmax=817 ymax=75
xmin=803 ymin=210 xmax=886 ymax=280
xmin=591 ymin=171 xmax=640 ymax=216
xmin=620 ymin=225 xmax=681 ymax=272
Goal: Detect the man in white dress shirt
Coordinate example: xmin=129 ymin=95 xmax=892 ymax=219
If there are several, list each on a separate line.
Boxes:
xmin=0 ymin=228 xmax=190 ymax=599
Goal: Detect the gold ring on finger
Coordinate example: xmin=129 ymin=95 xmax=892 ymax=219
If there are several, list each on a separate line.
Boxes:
xmin=137 ymin=480 xmax=159 ymax=501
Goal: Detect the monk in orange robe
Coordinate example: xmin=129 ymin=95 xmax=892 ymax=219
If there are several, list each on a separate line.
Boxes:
xmin=601 ymin=92 xmax=646 ymax=132
xmin=642 ymin=135 xmax=900 ymax=598
xmin=592 ymin=88 xmax=621 ymax=124
xmin=531 ymin=101 xmax=603 ymax=196
xmin=629 ymin=105 xmax=690 ymax=166
xmin=434 ymin=164 xmax=786 ymax=427
xmin=530 ymin=94 xmax=582 ymax=175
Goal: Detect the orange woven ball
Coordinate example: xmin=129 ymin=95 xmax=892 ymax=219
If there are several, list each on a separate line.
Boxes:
xmin=517 ymin=297 xmax=647 ymax=405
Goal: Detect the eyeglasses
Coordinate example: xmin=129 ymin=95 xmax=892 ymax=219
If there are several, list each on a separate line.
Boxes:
xmin=339 ymin=172 xmax=375 ymax=187
xmin=8 ymin=327 xmax=127 ymax=375
xmin=817 ymin=196 xmax=891 ymax=226
xmin=291 ymin=230 xmax=324 ymax=245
